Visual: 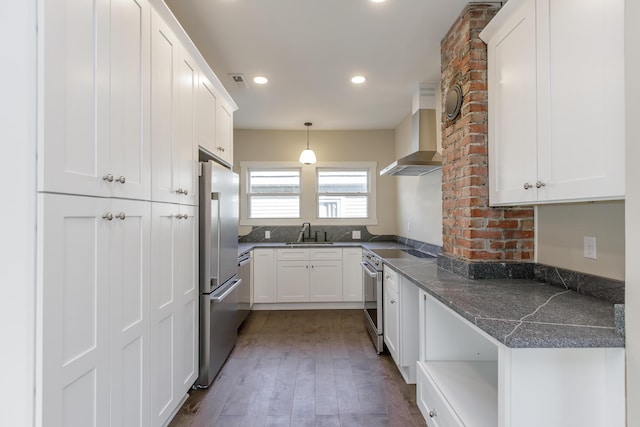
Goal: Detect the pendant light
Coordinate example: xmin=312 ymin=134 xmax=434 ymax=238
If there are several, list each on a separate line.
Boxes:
xmin=299 ymin=122 xmax=317 ymax=165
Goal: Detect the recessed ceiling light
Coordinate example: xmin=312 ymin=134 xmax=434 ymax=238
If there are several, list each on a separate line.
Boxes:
xmin=253 ymin=76 xmax=268 ymax=85
xmin=351 ymin=75 xmax=366 ymax=84
xmin=370 ymin=0 xmax=386 ymax=3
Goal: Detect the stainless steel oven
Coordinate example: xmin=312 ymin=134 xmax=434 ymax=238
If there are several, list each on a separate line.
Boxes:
xmin=361 ymin=249 xmax=384 ymax=353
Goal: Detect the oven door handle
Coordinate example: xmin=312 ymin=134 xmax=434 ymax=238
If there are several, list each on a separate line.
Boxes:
xmin=360 ymin=262 xmax=379 ymax=278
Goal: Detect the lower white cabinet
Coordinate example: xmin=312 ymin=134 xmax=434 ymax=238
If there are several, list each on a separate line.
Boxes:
xmin=383 ymin=266 xmax=419 ymax=384
xmin=37 ymin=194 xmax=151 ymax=427
xmin=150 ymin=203 xmax=198 ymax=426
xmin=416 ymin=289 xmax=625 ymax=427
xmin=276 ymin=248 xmax=343 ymax=303
xmin=253 ymin=249 xmax=276 ymax=303
xmin=342 ymin=248 xmax=364 ymax=301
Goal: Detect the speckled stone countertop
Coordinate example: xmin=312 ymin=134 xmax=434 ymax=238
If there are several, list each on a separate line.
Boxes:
xmin=237 ymin=241 xmax=412 ymax=256
xmin=237 ymin=242 xmax=623 ymax=348
xmin=381 ymin=256 xmax=624 ymax=349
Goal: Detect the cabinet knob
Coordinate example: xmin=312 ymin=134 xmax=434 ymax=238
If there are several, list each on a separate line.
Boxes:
xmin=175 ymin=188 xmax=182 ymax=194
xmin=390 ymin=299 xmax=396 ymax=304
xmin=102 ymin=212 xmax=113 ymax=221
xmin=523 ymin=182 xmax=532 ymax=190
xmin=103 ymin=174 xmax=114 ymax=182
xmin=115 ymin=212 xmax=126 ymax=220
xmin=536 ymin=181 xmax=546 ymax=188
xmin=182 ymin=189 xmax=188 ymax=195
xmin=175 ymin=213 xmax=184 ymax=219
xmin=115 ymin=176 xmax=126 ymax=184
xmin=429 ymin=410 xmax=437 ymax=418
xmin=182 ymin=214 xmax=188 ymax=219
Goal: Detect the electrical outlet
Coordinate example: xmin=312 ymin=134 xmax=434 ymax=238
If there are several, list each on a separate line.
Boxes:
xmin=407 ymin=221 xmax=411 ymax=232
xmin=352 ymin=230 xmax=361 ymax=240
xmin=584 ymin=236 xmax=596 ymax=259
xmin=265 ymin=230 xmax=271 ymax=239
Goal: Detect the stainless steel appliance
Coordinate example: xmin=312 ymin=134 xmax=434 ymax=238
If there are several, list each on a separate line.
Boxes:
xmin=197 ymin=160 xmax=241 ymax=388
xmin=361 ymin=249 xmax=384 ymax=353
xmin=361 ymin=248 xmax=435 ymax=353
xmin=237 ymin=251 xmax=252 ymax=328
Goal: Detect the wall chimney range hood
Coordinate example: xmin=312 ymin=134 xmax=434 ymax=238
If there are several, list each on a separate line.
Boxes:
xmin=381 ymin=85 xmax=442 ymax=176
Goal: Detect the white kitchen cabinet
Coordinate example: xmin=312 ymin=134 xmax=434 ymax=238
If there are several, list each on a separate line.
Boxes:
xmin=37 ymin=194 xmax=151 ymax=427
xmin=383 ymin=266 xmax=400 ymax=364
xmin=481 ymin=0 xmax=625 ymax=205
xmin=416 ymin=289 xmax=625 ymax=427
xmin=253 ymin=249 xmax=276 ymax=303
xmin=215 ymin=102 xmax=234 ymax=166
xmin=276 ymin=248 xmax=343 ymax=303
xmin=39 ymin=0 xmax=151 ymax=201
xmin=150 ymin=9 xmax=198 ymax=205
xmin=149 ymin=202 xmax=198 ymax=427
xmin=342 ymin=247 xmax=364 ymax=302
xmin=197 ymin=74 xmax=218 ymax=159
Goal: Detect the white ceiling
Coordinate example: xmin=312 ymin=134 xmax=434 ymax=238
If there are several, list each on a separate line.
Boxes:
xmin=164 ymin=0 xmax=482 ymax=131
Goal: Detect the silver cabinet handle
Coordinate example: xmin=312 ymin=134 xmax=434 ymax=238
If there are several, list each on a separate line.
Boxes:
xmin=182 ymin=214 xmax=188 ymax=219
xmin=102 ymin=212 xmax=113 ymax=221
xmin=429 ymin=410 xmax=437 ymax=418
xmin=175 ymin=213 xmax=183 ymax=219
xmin=183 ymin=189 xmax=188 ymax=195
xmin=523 ymin=182 xmax=532 ymax=190
xmin=115 ymin=176 xmax=126 ymax=184
xmin=536 ymin=181 xmax=546 ymax=188
xmin=103 ymin=174 xmax=114 ymax=182
xmin=175 ymin=188 xmax=183 ymax=194
xmin=115 ymin=212 xmax=126 ymax=220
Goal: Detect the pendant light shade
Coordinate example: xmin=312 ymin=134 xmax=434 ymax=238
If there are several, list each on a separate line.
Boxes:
xmin=299 ymin=122 xmax=317 ymax=165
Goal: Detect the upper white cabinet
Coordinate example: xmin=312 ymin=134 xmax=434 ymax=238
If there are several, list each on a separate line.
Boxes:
xmin=215 ymin=102 xmax=234 ymax=166
xmin=197 ymin=74 xmax=218 ymax=159
xmin=481 ymin=0 xmax=625 ymax=205
xmin=150 ymin=10 xmax=198 ymax=205
xmin=39 ymin=0 xmax=151 ymax=201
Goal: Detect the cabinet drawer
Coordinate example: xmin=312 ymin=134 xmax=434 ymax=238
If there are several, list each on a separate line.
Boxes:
xmin=276 ymin=248 xmax=309 ymax=261
xmin=309 ymin=248 xmax=342 ymax=260
xmin=383 ymin=265 xmax=399 ymax=293
xmin=416 ymin=362 xmax=463 ymax=427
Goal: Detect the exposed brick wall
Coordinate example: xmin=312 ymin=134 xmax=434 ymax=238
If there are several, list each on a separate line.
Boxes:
xmin=441 ymin=3 xmax=535 ymax=262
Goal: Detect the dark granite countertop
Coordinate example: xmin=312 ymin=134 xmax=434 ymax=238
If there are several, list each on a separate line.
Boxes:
xmin=237 ymin=241 xmax=623 ymax=349
xmin=238 ymin=241 xmax=411 ymax=256
xmin=381 ymin=256 xmax=624 ymax=349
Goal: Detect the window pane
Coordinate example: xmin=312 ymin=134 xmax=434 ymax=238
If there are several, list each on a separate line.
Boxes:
xmin=249 ymin=170 xmax=300 ymax=193
xmin=317 ymin=170 xmax=367 ymax=193
xmin=250 ymin=195 xmax=300 ymax=218
xmin=318 ymin=195 xmax=368 ymax=218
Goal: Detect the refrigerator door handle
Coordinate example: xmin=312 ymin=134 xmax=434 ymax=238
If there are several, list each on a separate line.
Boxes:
xmin=209 ymin=279 xmax=242 ymax=302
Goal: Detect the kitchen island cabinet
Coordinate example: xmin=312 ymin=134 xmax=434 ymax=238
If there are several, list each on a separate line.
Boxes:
xmin=481 ymin=0 xmax=625 ymax=205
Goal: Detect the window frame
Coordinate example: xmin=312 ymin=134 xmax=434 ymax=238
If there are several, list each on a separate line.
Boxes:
xmin=239 ymin=161 xmax=377 ymax=226
xmin=316 ymin=167 xmax=371 ymax=219
xmin=245 ymin=167 xmax=302 ymax=219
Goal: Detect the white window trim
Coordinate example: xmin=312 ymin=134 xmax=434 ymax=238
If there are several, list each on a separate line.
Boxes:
xmin=240 ymin=161 xmax=378 ymax=226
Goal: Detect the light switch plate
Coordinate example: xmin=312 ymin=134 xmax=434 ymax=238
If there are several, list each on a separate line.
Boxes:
xmin=352 ymin=230 xmax=361 ymax=239
xmin=265 ymin=230 xmax=271 ymax=239
xmin=584 ymin=236 xmax=596 ymax=259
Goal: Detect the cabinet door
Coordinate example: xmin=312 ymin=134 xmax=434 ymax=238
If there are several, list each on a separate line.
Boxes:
xmin=253 ymin=249 xmax=276 ymax=303
xmin=276 ymin=261 xmax=310 ymax=302
xmin=215 ymin=102 xmax=234 ymax=166
xmin=37 ymin=194 xmax=111 ymax=427
xmin=39 ymin=0 xmax=110 ymax=197
xmin=175 ymin=51 xmax=198 ymax=205
xmin=309 ymin=260 xmax=343 ymax=302
xmin=539 ymin=0 xmax=624 ymax=202
xmin=198 ymin=74 xmax=218 ymax=157
xmin=399 ymin=277 xmax=419 ymax=383
xmin=176 ymin=205 xmax=198 ymax=393
xmin=149 ymin=202 xmax=180 ymax=425
xmin=342 ymin=248 xmax=363 ymax=302
xmin=109 ymin=199 xmax=150 ymax=427
xmin=150 ymin=11 xmax=180 ymax=204
xmin=384 ymin=285 xmax=399 ymax=364
xmin=486 ymin=0 xmax=538 ymax=205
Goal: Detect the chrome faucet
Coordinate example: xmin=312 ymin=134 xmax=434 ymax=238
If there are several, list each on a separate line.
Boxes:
xmin=297 ymin=222 xmax=311 ymax=242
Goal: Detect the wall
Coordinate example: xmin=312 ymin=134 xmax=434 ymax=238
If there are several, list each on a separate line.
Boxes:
xmin=233 ymin=129 xmax=397 ymax=236
xmin=536 ymin=202 xmax=625 ymax=280
xmin=625 ymin=0 xmax=640 ymax=423
xmin=394 ymin=113 xmax=443 ymax=246
xmin=0 ymin=1 xmax=36 ymax=425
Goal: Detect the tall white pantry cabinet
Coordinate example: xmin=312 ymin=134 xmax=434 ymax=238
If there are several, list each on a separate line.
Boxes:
xmin=35 ymin=0 xmax=237 ymax=426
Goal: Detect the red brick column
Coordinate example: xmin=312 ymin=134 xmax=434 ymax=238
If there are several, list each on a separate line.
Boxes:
xmin=441 ymin=4 xmax=534 ymax=263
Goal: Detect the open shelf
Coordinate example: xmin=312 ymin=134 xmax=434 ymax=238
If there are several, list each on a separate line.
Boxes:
xmin=424 ymin=360 xmax=498 ymax=427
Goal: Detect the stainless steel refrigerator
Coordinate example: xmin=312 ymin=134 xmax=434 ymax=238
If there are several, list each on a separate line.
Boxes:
xmin=197 ymin=160 xmax=241 ymax=388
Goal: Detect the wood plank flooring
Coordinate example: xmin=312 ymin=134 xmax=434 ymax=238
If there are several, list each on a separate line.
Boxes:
xmin=169 ymin=310 xmax=428 ymax=427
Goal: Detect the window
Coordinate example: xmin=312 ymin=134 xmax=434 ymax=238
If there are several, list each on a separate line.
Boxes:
xmin=317 ymin=169 xmax=369 ymax=218
xmin=247 ymin=169 xmax=300 ymax=218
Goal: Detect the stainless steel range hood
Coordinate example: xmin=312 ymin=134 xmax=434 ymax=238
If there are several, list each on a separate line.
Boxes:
xmin=380 ymin=107 xmax=442 ymax=176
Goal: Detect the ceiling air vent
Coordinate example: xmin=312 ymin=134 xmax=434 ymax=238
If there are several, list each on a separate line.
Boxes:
xmin=228 ymin=73 xmax=249 ymax=89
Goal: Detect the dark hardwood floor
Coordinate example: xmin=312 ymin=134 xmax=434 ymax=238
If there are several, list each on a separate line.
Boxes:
xmin=169 ymin=310 xmax=428 ymax=427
